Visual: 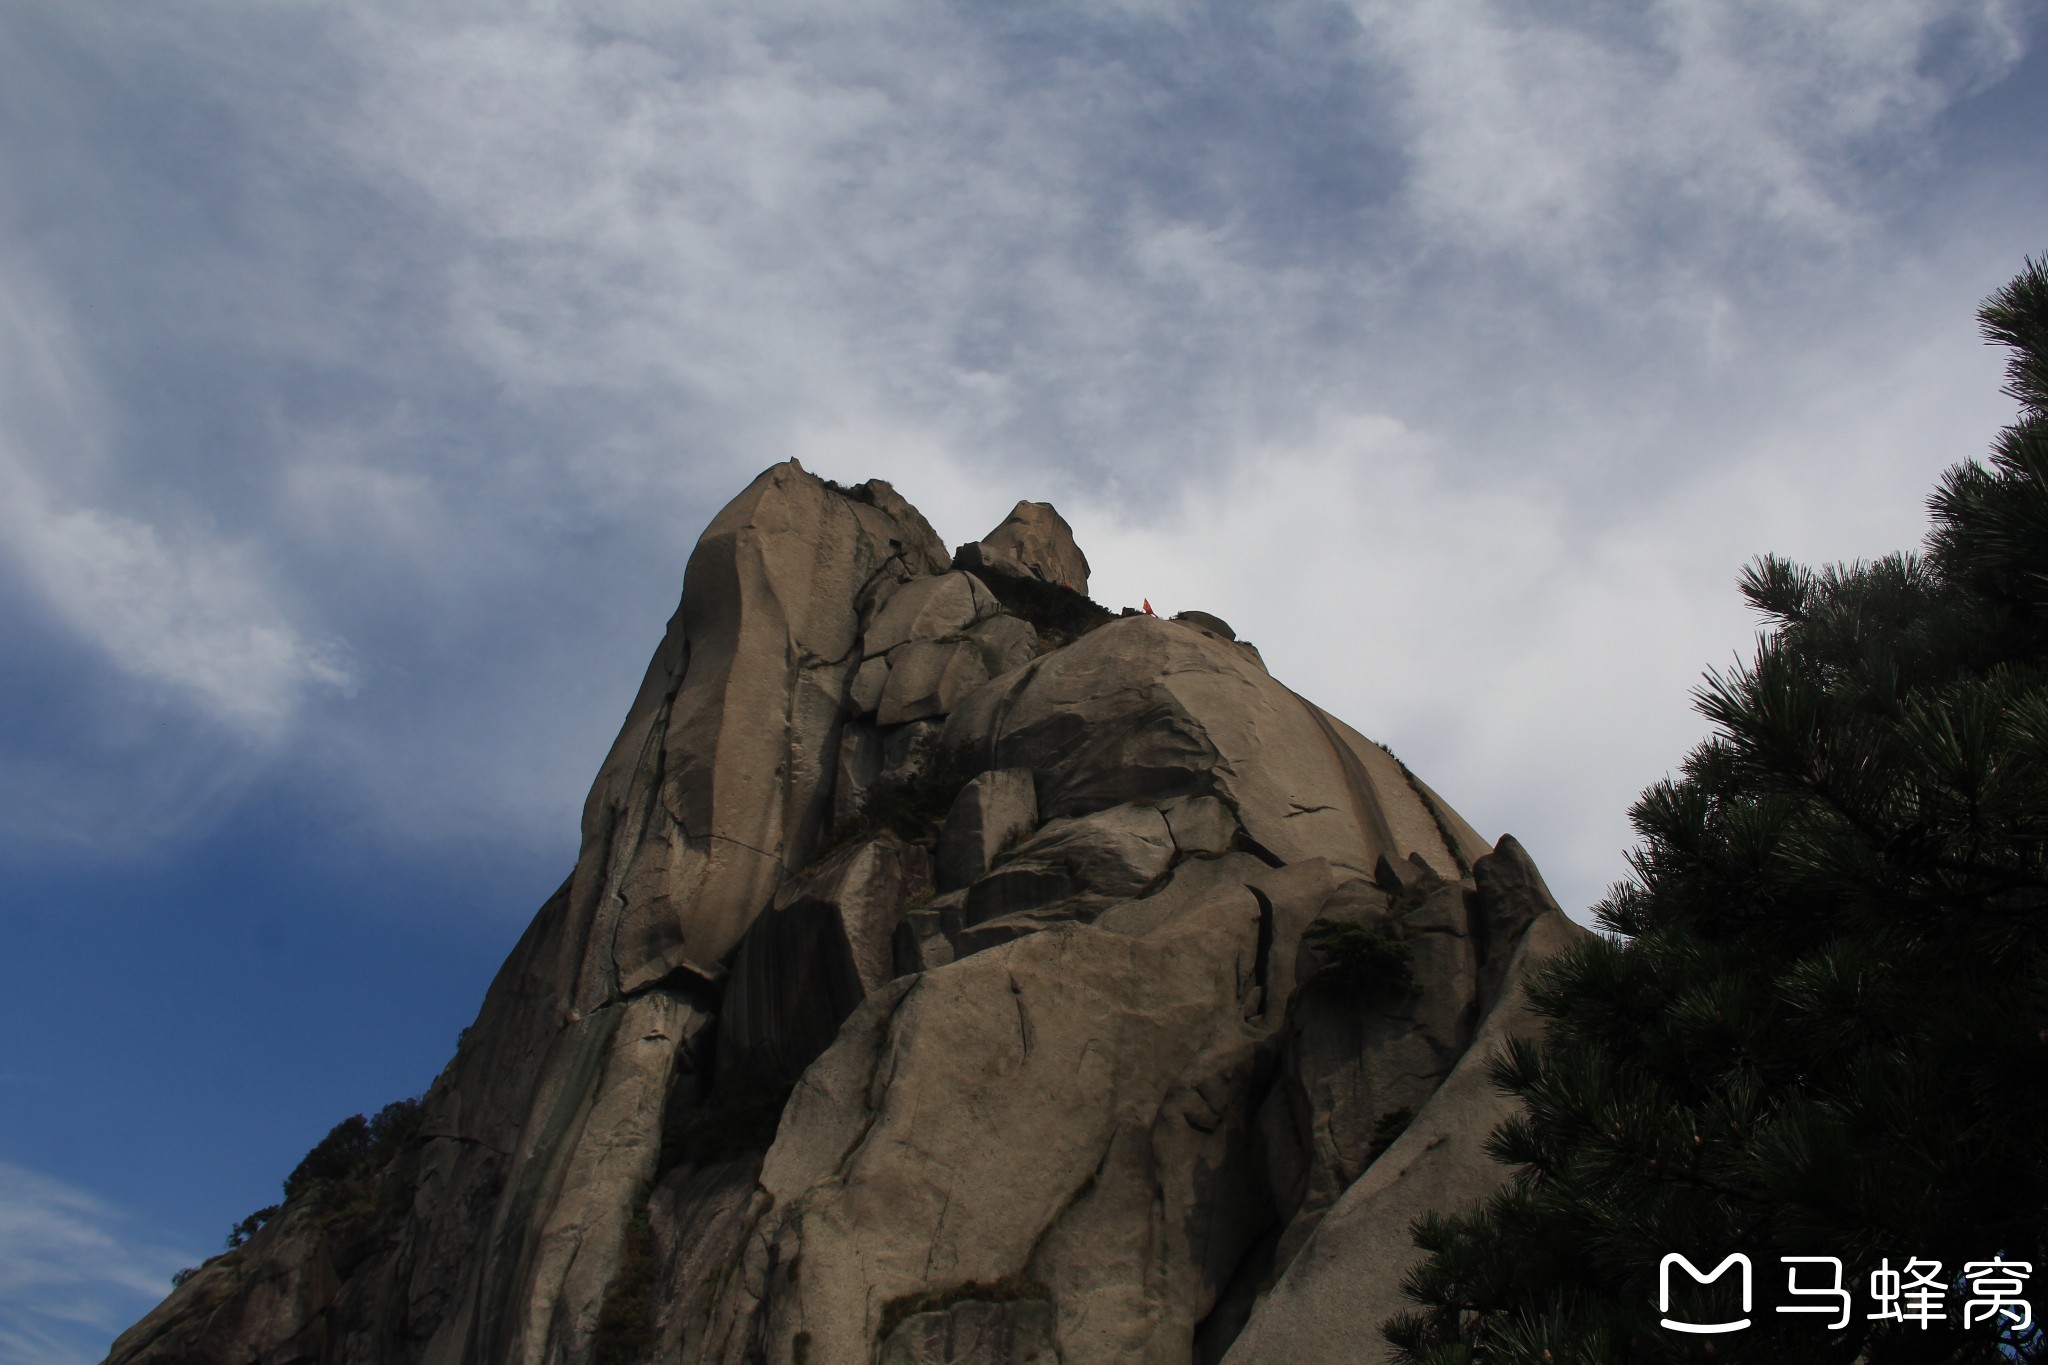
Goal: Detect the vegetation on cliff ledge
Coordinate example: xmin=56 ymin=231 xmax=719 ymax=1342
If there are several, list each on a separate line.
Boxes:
xmin=966 ymin=565 xmax=1114 ymax=647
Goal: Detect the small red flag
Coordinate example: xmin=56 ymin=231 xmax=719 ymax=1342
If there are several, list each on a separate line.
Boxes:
xmin=1142 ymin=598 xmax=1156 ymax=615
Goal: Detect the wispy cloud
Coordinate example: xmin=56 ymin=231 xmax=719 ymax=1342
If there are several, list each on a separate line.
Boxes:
xmin=0 ymin=1161 xmax=195 ymax=1365
xmin=0 ymin=257 xmax=353 ymax=846
xmin=0 ymin=487 xmax=353 ymax=737
xmin=0 ymin=0 xmax=2037 ymax=884
xmin=0 ymin=236 xmax=354 ymax=732
xmin=1073 ymin=289 xmax=2021 ymax=915
xmin=1353 ymin=0 xmax=2029 ymax=271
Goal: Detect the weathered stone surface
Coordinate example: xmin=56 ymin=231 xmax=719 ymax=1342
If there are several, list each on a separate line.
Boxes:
xmin=106 ymin=1198 xmax=343 ymax=1365
xmin=647 ymin=1157 xmax=763 ymax=1361
xmin=1090 ymin=850 xmax=1270 ymax=941
xmin=811 ymin=835 xmax=934 ymax=995
xmin=850 ymin=655 xmax=890 ymax=715
xmin=880 ymin=1296 xmax=1061 ymax=1364
xmin=1221 ymin=909 xmax=1586 ymax=1365
xmin=112 ymin=462 xmax=953 ymax=1365
xmin=965 ymin=612 xmax=1041 ymax=679
xmin=1470 ymin=833 xmax=1562 ymax=1013
xmin=954 ymin=500 xmax=1090 ymax=594
xmin=941 ymin=616 xmax=1480 ymax=882
xmin=960 ymin=860 xmax=1082 ymax=928
xmin=956 ymin=801 xmax=1177 ymax=936
xmin=854 ymin=479 xmax=954 ymax=578
xmin=877 ymin=638 xmax=992 ymax=724
xmin=879 ymin=718 xmax=946 ymax=788
xmin=893 ymin=890 xmax=966 ymax=975
xmin=514 ymin=990 xmax=700 ymax=1365
xmin=603 ymin=461 xmax=951 ymax=993
xmin=1245 ymin=833 xmax=1578 ymax=1285
xmin=937 ymin=768 xmax=1039 ymax=892
xmin=1172 ymin=610 xmax=1236 ymax=640
xmin=948 ymin=898 xmax=1115 ymax=957
xmin=865 ymin=570 xmax=1001 ymax=656
xmin=997 ymin=801 xmax=1177 ymax=899
xmin=696 ymin=862 xmax=1272 ymax=1365
xmin=1162 ymin=793 xmax=1238 ymax=858
xmin=834 ymin=722 xmax=884 ymax=831
xmin=1374 ymin=849 xmax=1439 ymax=896
xmin=110 ymin=466 xmax=1579 ymax=1365
xmin=1263 ymin=878 xmax=1474 ymax=1272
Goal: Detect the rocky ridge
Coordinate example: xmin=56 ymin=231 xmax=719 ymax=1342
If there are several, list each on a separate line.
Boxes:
xmin=108 ymin=463 xmax=1582 ymax=1365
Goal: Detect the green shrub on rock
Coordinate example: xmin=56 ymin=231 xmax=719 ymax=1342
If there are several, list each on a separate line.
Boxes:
xmin=1303 ymin=919 xmax=1417 ymax=999
xmin=965 ymin=568 xmax=1113 ymax=647
xmin=283 ymin=1097 xmax=424 ymax=1203
xmin=225 ymin=1205 xmax=279 ymax=1250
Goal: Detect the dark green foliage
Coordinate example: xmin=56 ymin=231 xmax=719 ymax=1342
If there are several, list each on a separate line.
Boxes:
xmin=1389 ymin=753 xmax=1478 ymax=877
xmin=814 ymin=759 xmax=978 ymax=862
xmin=1388 ymin=871 xmax=1449 ymax=917
xmin=591 ymin=1210 xmax=658 ymax=1365
xmin=969 ymin=569 xmax=1114 ymax=647
xmin=1303 ymin=919 xmax=1417 ymax=999
xmin=853 ymin=765 xmax=968 ymax=844
xmin=213 ymin=1096 xmax=425 ymax=1265
xmin=817 ymin=476 xmax=885 ymax=508
xmin=1388 ymin=261 xmax=2048 ymax=1364
xmin=225 ymin=1204 xmax=280 ymax=1250
xmin=282 ymin=1097 xmax=424 ymax=1203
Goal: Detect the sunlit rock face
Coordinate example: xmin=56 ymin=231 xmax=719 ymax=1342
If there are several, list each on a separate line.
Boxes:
xmin=107 ymin=463 xmax=1581 ymax=1365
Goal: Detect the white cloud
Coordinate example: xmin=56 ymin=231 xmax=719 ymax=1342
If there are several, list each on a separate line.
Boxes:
xmin=0 ymin=1162 xmax=196 ymax=1365
xmin=1352 ymin=0 xmax=2029 ymax=275
xmin=0 ymin=0 xmax=2035 ymax=867
xmin=0 ymin=268 xmax=352 ymax=744
xmin=1073 ymin=296 xmax=2019 ymax=918
xmin=0 ymin=492 xmax=352 ymax=734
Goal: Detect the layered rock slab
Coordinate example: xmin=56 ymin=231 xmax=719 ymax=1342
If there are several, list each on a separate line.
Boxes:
xmin=941 ymin=614 xmax=1488 ymax=882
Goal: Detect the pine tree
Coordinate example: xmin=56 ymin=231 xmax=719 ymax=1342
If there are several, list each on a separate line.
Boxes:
xmin=1385 ymin=259 xmax=2048 ymax=1365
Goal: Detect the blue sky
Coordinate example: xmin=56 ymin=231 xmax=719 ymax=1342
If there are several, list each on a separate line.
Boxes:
xmin=3 ymin=2 xmax=2045 ymax=1358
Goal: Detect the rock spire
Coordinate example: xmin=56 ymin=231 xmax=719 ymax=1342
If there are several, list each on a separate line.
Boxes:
xmin=109 ymin=462 xmax=1580 ymax=1365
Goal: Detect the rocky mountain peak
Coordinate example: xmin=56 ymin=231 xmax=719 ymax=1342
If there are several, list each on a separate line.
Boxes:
xmin=954 ymin=499 xmax=1091 ymax=596
xmin=109 ymin=461 xmax=1581 ymax=1365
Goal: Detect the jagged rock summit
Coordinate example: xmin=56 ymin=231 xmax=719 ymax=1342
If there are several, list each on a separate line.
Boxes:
xmin=110 ymin=462 xmax=1582 ymax=1365
xmin=953 ymin=500 xmax=1089 ymax=595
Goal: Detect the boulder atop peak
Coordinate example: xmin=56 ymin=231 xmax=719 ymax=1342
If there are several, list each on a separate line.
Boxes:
xmin=954 ymin=498 xmax=1090 ymax=595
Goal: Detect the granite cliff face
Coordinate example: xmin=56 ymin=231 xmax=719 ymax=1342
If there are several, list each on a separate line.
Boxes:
xmin=109 ymin=463 xmax=1582 ymax=1365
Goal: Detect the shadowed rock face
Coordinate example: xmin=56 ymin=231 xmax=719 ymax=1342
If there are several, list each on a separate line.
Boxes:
xmin=107 ymin=463 xmax=1582 ymax=1365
